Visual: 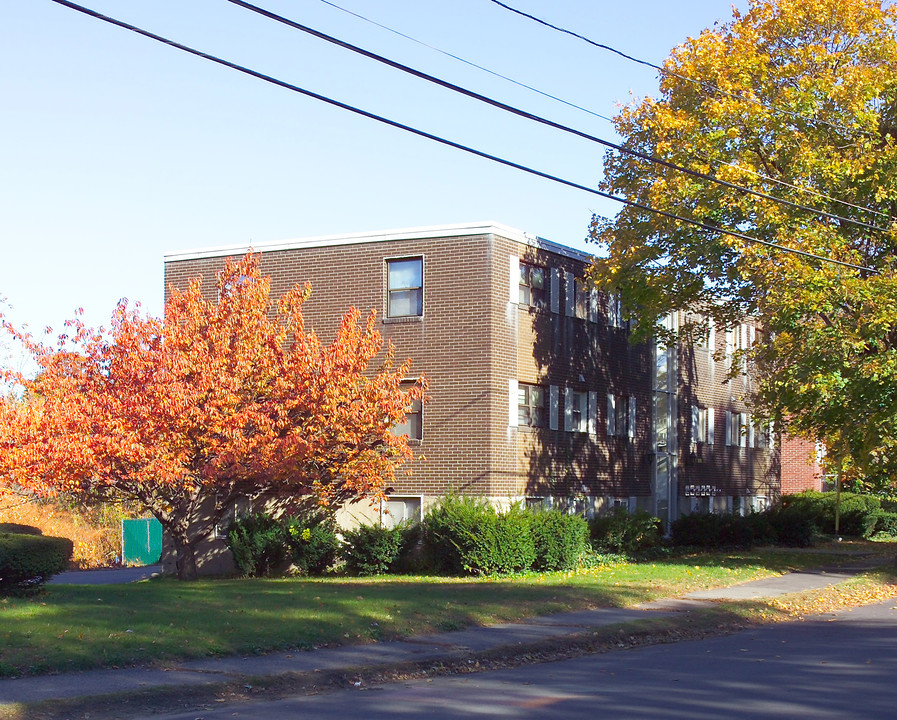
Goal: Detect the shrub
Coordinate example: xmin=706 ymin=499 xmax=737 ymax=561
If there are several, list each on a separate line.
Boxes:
xmin=225 ymin=513 xmax=290 ymax=577
xmin=781 ymin=492 xmax=881 ymax=537
xmin=671 ymin=512 xmax=765 ymax=548
xmin=670 ymin=512 xmax=725 ymax=548
xmin=672 ymin=513 xmax=706 ymax=546
xmin=468 ymin=503 xmax=535 ymax=575
xmin=765 ymin=504 xmax=816 ymax=547
xmin=342 ymin=523 xmax=408 ymax=576
xmin=531 ymin=510 xmax=589 ymax=571
xmin=0 ymin=490 xmax=125 ymax=568
xmin=421 ymin=495 xmax=491 ymax=574
xmin=0 ymin=523 xmax=42 ymax=535
xmin=867 ymin=511 xmax=897 ymax=539
xmin=391 ymin=522 xmax=427 ymax=573
xmin=285 ymin=516 xmax=340 ymax=576
xmin=879 ymin=497 xmax=897 ymax=513
xmin=421 ymin=496 xmax=536 ymax=575
xmin=0 ymin=532 xmax=73 ymax=594
xmin=590 ymin=508 xmax=663 ymax=553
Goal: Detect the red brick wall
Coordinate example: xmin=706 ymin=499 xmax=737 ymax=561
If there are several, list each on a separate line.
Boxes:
xmin=164 ymin=229 xmax=792 ymax=512
xmin=780 ymin=435 xmax=823 ymax=493
xmin=166 ymin=234 xmax=501 ymax=498
xmin=677 ymin=325 xmax=779 ymax=504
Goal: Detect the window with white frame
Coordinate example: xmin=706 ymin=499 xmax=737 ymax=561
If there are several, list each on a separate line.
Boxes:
xmin=518 ymin=383 xmax=547 ymax=428
xmin=565 ymin=389 xmax=590 ymax=433
xmin=725 ymin=410 xmax=748 ymax=447
xmin=571 ymin=277 xmax=589 ymax=319
xmin=692 ymin=405 xmax=712 ymax=444
xmin=392 ymin=382 xmax=422 ymax=440
xmin=607 ymin=394 xmax=636 ymax=438
xmin=519 ymin=262 xmax=548 ymax=309
xmin=380 ymin=496 xmax=422 ymax=529
xmin=386 ymin=257 xmax=423 ymax=317
xmin=695 ymin=316 xmax=715 ymax=352
xmin=214 ymin=495 xmax=251 ymax=539
xmin=565 ymin=273 xmax=598 ymax=322
xmin=607 ymin=292 xmax=625 ymax=328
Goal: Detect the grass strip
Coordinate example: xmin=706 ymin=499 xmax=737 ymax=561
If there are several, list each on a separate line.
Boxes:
xmin=0 ymin=544 xmax=891 ymax=678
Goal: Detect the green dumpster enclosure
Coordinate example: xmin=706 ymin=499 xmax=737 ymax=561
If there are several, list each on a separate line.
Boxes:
xmin=121 ymin=518 xmax=162 ymax=565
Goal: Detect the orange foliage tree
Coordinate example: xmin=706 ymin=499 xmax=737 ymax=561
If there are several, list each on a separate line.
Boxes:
xmin=0 ymin=255 xmax=425 ymax=579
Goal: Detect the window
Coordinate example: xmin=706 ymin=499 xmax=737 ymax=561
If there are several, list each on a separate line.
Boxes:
xmin=526 ymin=496 xmax=551 ymax=511
xmin=380 ymin=496 xmax=422 ymax=529
xmin=724 ymin=326 xmax=736 ymax=367
xmin=214 ymin=496 xmax=251 ymax=539
xmin=692 ymin=405 xmax=712 ymax=444
xmin=695 ymin=316 xmax=715 ymax=352
xmin=392 ymin=382 xmax=422 ymax=440
xmin=387 ymin=257 xmax=423 ymax=317
xmin=574 ymin=279 xmax=589 ymax=320
xmin=519 ymin=262 xmax=547 ymax=309
xmin=725 ymin=411 xmax=748 ymax=447
xmin=608 ymin=292 xmax=626 ymax=329
xmin=567 ymin=390 xmax=588 ymax=432
xmin=565 ymin=273 xmax=590 ymax=319
xmin=607 ymin=394 xmax=636 ymax=438
xmin=690 ymin=496 xmax=711 ymax=514
xmin=518 ymin=383 xmax=547 ymax=428
xmin=564 ymin=389 xmax=595 ymax=433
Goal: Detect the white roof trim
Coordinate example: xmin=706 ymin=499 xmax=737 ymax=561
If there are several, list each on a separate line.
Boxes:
xmin=164 ymin=221 xmax=592 ymax=263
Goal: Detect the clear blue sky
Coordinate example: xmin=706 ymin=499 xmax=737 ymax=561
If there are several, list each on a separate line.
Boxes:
xmin=0 ymin=0 xmax=747 ymax=343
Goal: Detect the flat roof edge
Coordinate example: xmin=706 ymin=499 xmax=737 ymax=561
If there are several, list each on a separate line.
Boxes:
xmin=164 ymin=221 xmax=592 ymax=263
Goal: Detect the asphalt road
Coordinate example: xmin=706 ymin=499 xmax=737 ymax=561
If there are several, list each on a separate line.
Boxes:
xmin=141 ymin=597 xmax=897 ymax=720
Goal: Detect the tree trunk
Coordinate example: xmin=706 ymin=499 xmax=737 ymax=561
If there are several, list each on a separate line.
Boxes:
xmin=167 ymin=526 xmax=200 ymax=581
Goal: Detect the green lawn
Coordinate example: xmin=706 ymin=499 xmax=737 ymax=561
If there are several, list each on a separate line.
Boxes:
xmin=0 ymin=547 xmax=874 ymax=677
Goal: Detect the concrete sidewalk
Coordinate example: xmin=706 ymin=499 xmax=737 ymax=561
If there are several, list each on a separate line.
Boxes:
xmin=48 ymin=565 xmax=163 ymax=586
xmin=0 ymin=561 xmax=881 ymax=711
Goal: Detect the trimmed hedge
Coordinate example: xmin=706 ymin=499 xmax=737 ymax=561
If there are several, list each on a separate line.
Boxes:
xmin=462 ymin=503 xmax=536 ymax=575
xmin=781 ymin=492 xmax=881 ymax=537
xmin=531 ymin=509 xmax=589 ymax=571
xmin=419 ymin=495 xmax=488 ymax=574
xmin=589 ymin=508 xmax=663 ymax=553
xmin=342 ymin=523 xmax=408 ymax=576
xmin=0 ymin=532 xmax=73 ymax=594
xmin=420 ymin=496 xmax=590 ymax=575
xmin=868 ymin=511 xmax=897 ymax=538
xmin=0 ymin=523 xmax=42 ymax=536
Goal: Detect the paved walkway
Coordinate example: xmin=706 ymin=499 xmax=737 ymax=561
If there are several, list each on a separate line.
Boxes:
xmin=0 ymin=559 xmax=883 ymax=711
xmin=48 ymin=565 xmax=163 ymax=585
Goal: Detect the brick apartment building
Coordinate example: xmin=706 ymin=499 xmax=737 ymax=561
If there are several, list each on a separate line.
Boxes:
xmin=164 ymin=222 xmax=822 ymax=548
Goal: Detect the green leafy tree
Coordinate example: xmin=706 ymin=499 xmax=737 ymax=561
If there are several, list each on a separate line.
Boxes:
xmin=590 ymin=0 xmax=897 ymax=488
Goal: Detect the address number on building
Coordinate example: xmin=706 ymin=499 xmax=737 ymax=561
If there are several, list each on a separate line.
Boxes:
xmin=684 ymin=484 xmax=720 ymax=497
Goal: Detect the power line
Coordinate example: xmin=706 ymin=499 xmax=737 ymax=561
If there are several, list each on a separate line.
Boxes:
xmin=488 ymin=0 xmax=874 ymax=140
xmin=47 ymin=0 xmax=877 ymax=275
xmin=317 ymin=0 xmax=615 ymax=124
xmin=320 ymin=0 xmax=890 ymax=223
xmin=223 ymin=0 xmax=887 ymax=235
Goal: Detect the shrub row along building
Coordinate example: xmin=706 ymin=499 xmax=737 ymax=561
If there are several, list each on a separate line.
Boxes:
xmin=163 ymin=222 xmax=821 ymax=571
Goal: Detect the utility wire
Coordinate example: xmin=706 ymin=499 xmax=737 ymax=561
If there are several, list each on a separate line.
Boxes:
xmin=320 ymin=0 xmax=890 ymax=223
xmin=488 ymin=0 xmax=873 ymax=140
xmin=317 ymin=0 xmax=615 ymax=123
xmin=47 ymin=0 xmax=877 ymax=274
xmin=224 ymin=0 xmax=886 ymax=235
